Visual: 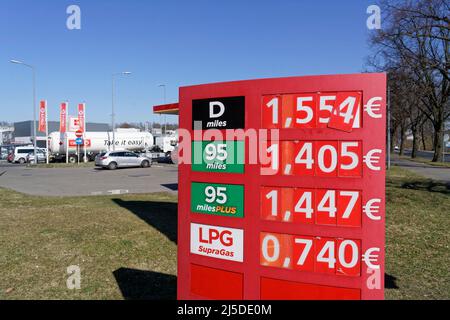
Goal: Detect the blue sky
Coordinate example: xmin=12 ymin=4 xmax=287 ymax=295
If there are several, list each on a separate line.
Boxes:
xmin=1 ymin=0 xmax=377 ymax=124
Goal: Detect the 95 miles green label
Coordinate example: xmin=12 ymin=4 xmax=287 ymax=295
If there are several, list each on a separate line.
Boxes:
xmin=191 ymin=182 xmax=244 ymax=218
xmin=191 ymin=141 xmax=244 ymax=173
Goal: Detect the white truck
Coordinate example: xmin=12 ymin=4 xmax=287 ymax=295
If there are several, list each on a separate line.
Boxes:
xmin=48 ymin=131 xmax=154 ymax=163
xmin=155 ymin=134 xmax=178 ymax=155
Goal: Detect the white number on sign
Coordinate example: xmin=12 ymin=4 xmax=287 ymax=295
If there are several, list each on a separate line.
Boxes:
xmin=266 ymin=189 xmax=278 ymax=217
xmin=295 ymin=142 xmax=314 ymax=169
xmin=295 ymin=238 xmax=313 ymax=266
xmin=261 ymin=234 xmax=280 ymax=262
xmin=338 ymin=240 xmax=359 ymax=268
xmin=317 ymin=240 xmax=336 ymax=268
xmin=296 ymin=96 xmax=314 ymax=124
xmin=267 ymin=143 xmax=279 ymax=171
xmin=340 ymin=142 xmax=359 ymax=170
xmin=294 ymin=191 xmax=313 ymax=218
xmin=318 ymin=190 xmax=337 ymax=218
xmin=204 ymin=186 xmax=227 ymax=204
xmin=205 ymin=143 xmax=227 ymax=161
xmin=339 ymin=191 xmax=359 ymax=219
xmin=266 ymin=98 xmax=279 ymax=124
xmin=317 ymin=145 xmax=338 ymax=173
xmin=337 ymin=96 xmax=357 ymax=124
xmin=319 ymin=95 xmax=335 ymax=124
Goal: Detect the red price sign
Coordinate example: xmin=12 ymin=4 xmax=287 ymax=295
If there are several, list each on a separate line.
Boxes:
xmin=261 ymin=187 xmax=361 ymax=227
xmin=260 ymin=232 xmax=361 ymax=277
xmin=262 ymin=91 xmax=362 ymax=130
xmin=271 ymin=140 xmax=364 ymax=177
xmin=177 ymin=73 xmax=386 ymax=301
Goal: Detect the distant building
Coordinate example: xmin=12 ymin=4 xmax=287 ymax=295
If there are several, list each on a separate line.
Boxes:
xmin=12 ymin=121 xmax=110 ymax=148
xmin=0 ymin=126 xmax=14 ymax=145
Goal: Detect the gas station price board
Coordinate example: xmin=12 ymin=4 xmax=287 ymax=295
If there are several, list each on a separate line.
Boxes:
xmin=178 ymin=74 xmax=386 ymax=300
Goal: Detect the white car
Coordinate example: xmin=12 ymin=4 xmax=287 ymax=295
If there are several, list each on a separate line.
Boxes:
xmin=26 ymin=150 xmax=47 ymax=163
xmin=95 ymin=151 xmax=151 ymax=170
xmin=12 ymin=146 xmax=46 ymax=164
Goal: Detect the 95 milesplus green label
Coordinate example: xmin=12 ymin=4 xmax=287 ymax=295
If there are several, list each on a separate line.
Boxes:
xmin=191 ymin=141 xmax=244 ymax=173
xmin=191 ymin=182 xmax=244 ymax=218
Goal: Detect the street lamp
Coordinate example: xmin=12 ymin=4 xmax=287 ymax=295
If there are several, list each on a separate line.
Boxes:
xmin=158 ymin=84 xmax=167 ymax=134
xmin=111 ymin=71 xmax=131 ymax=150
xmin=10 ymin=59 xmax=37 ymax=164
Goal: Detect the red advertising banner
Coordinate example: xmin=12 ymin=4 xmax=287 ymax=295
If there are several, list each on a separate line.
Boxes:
xmin=38 ymin=100 xmax=47 ymax=133
xmin=78 ymin=103 xmax=85 ymax=133
xmin=60 ymin=102 xmax=67 ymax=133
xmin=176 ymin=73 xmax=386 ymax=300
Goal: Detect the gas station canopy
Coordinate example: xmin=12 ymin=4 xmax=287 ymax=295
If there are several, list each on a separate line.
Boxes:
xmin=153 ymin=103 xmax=179 ymax=115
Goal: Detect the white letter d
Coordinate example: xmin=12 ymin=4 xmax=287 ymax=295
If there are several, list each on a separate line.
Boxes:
xmin=209 ymin=101 xmax=225 ymax=119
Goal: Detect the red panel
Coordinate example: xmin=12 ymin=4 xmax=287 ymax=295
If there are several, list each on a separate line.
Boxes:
xmin=292 ymin=141 xmax=315 ymax=176
xmin=260 ymin=233 xmax=292 ymax=269
xmin=178 ymin=73 xmax=386 ymax=301
xmin=260 ymin=277 xmax=361 ymax=300
xmin=317 ymin=92 xmax=336 ymax=128
xmin=281 ymin=94 xmax=295 ymax=128
xmin=328 ymin=92 xmax=362 ymax=132
xmin=153 ymin=102 xmax=180 ymax=114
xmin=190 ymin=264 xmax=243 ymax=300
xmin=280 ymin=187 xmax=294 ymax=223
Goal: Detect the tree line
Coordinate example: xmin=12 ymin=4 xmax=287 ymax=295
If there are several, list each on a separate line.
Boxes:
xmin=367 ymin=0 xmax=449 ymax=161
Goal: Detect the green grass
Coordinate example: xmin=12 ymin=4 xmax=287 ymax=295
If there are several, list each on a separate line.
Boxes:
xmin=385 ymin=167 xmax=449 ymax=299
xmin=0 ymin=166 xmax=448 ymax=300
xmin=0 ymin=190 xmax=177 ymax=300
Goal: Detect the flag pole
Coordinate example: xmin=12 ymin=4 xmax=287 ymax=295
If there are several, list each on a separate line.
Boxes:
xmin=83 ymin=103 xmax=87 ymax=163
xmin=45 ymin=101 xmax=49 ymax=164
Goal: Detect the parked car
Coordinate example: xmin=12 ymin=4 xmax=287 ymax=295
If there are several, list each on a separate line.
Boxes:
xmin=26 ymin=150 xmax=47 ymax=163
xmin=11 ymin=146 xmax=46 ymax=164
xmin=95 ymin=151 xmax=151 ymax=170
xmin=1 ymin=149 xmax=8 ymax=160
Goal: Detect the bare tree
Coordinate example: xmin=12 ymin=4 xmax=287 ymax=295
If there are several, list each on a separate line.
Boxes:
xmin=368 ymin=0 xmax=449 ymax=161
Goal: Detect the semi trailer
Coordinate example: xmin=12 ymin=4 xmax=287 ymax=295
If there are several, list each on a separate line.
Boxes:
xmin=48 ymin=131 xmax=154 ymax=163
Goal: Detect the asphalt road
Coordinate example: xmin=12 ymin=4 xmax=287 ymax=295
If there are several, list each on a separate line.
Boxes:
xmin=391 ymin=157 xmax=450 ymax=183
xmin=0 ymin=161 xmax=178 ymax=196
xmin=399 ymin=149 xmax=449 ymax=161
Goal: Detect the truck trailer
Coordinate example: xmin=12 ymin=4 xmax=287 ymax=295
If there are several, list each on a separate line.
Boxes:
xmin=48 ymin=131 xmax=154 ymax=163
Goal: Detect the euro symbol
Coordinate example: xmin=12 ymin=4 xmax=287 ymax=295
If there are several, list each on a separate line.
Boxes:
xmin=364 ymin=198 xmax=382 ymax=221
xmin=364 ymin=149 xmax=382 ymax=171
xmin=362 ymin=247 xmax=381 ymax=269
xmin=364 ymin=97 xmax=382 ymax=119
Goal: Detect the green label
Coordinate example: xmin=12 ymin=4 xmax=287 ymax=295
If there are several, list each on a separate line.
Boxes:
xmin=191 ymin=182 xmax=244 ymax=218
xmin=191 ymin=141 xmax=244 ymax=173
